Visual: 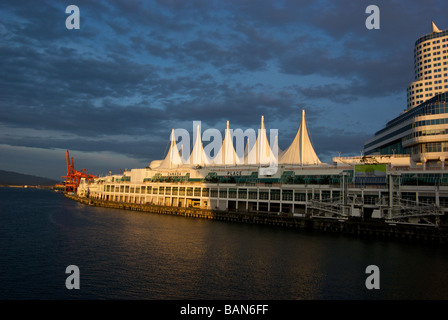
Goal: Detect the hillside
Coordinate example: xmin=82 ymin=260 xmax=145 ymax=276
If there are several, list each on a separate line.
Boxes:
xmin=0 ymin=170 xmax=60 ymax=186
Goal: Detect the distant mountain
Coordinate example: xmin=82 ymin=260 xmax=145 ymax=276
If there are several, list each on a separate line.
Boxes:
xmin=0 ymin=170 xmax=60 ymax=186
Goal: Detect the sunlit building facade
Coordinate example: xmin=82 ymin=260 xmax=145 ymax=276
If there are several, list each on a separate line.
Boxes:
xmin=73 ymin=24 xmax=448 ymax=226
xmin=407 ymin=22 xmax=448 ymax=109
xmin=364 ymin=23 xmax=448 ymax=167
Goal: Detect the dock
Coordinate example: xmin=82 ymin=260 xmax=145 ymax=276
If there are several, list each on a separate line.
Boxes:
xmin=64 ymin=193 xmax=448 ymax=245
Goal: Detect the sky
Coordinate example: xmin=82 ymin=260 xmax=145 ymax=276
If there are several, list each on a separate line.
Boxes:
xmin=1 ymin=0 xmax=447 ymax=181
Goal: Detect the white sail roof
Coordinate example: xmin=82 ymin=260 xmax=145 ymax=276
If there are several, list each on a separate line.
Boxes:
xmin=188 ymin=123 xmax=212 ymax=166
xmin=213 ymin=121 xmax=241 ymax=166
xmin=279 ymin=109 xmax=321 ymax=165
xmin=245 ymin=115 xmax=275 ymax=165
xmin=158 ymin=128 xmax=183 ymax=168
xmin=272 ymin=134 xmax=282 ymax=162
xmin=244 ymin=136 xmax=255 ymax=165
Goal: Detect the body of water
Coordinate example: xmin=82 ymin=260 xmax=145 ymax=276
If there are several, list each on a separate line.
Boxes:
xmin=1 ymin=187 xmax=448 ymax=301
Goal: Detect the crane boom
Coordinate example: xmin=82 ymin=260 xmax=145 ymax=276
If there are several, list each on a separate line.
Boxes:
xmin=61 ymin=150 xmax=97 ymax=193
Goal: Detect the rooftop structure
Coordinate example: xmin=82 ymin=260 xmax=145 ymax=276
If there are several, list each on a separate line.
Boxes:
xmin=279 ymin=109 xmax=321 ymax=165
xmin=151 ymin=109 xmax=321 ymax=169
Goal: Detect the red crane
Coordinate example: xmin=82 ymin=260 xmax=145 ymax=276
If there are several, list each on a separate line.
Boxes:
xmin=62 ymin=150 xmax=97 ymax=193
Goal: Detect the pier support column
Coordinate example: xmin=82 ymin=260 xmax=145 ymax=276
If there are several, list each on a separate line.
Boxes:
xmin=422 ymin=157 xmax=427 ymax=170
xmin=440 ymin=156 xmax=445 ymax=170
xmin=340 ymin=172 xmax=349 ymax=216
xmin=388 ymin=173 xmax=401 ymax=220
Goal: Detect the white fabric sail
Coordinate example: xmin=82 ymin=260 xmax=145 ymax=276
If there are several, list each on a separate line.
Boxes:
xmin=188 ymin=123 xmax=212 ymax=166
xmin=244 ymin=136 xmax=255 ymax=165
xmin=245 ymin=115 xmax=274 ymax=165
xmin=158 ymin=128 xmax=183 ymax=168
xmin=280 ymin=109 xmax=321 ymax=165
xmin=213 ymin=121 xmax=239 ymax=166
xmin=271 ymin=134 xmax=282 ymax=162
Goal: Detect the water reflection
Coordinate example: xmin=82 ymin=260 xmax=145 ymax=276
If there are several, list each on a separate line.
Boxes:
xmin=1 ymin=188 xmax=448 ymax=300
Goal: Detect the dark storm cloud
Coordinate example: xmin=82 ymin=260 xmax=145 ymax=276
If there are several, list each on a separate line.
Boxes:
xmin=294 ymin=50 xmax=412 ymax=104
xmin=0 ymin=131 xmax=166 ymax=162
xmin=1 ymin=0 xmax=448 ymax=174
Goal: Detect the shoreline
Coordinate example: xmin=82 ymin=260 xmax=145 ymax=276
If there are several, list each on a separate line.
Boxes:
xmin=64 ymin=193 xmax=448 ymax=245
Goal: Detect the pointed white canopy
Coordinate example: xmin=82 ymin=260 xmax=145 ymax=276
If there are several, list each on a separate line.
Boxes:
xmin=245 ymin=115 xmax=275 ymax=165
xmin=244 ymin=136 xmax=255 ymax=165
xmin=188 ymin=123 xmax=212 ymax=166
xmin=432 ymin=21 xmax=441 ymax=33
xmin=280 ymin=109 xmax=321 ymax=165
xmin=271 ymin=134 xmax=282 ymax=161
xmin=158 ymin=129 xmax=183 ymax=168
xmin=213 ymin=121 xmax=240 ymax=166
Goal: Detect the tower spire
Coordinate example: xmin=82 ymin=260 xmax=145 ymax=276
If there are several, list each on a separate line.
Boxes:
xmin=432 ymin=21 xmax=441 ymax=33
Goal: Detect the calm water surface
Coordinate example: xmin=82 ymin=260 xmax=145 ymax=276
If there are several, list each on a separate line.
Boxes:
xmin=1 ymin=187 xmax=447 ymax=300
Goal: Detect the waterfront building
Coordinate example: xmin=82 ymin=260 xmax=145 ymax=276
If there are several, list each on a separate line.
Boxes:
xmin=77 ymin=109 xmax=447 ymax=227
xmin=75 ymin=24 xmax=448 ymax=227
xmin=364 ymin=23 xmax=448 ymax=167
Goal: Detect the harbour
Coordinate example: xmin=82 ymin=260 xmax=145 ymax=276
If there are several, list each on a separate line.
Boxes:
xmin=4 ymin=2 xmax=448 ymax=306
xmin=66 ymin=23 xmax=448 ymax=244
xmin=2 ymin=187 xmax=448 ymax=301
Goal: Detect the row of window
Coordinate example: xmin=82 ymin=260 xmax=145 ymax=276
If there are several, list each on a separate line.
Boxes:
xmin=100 ymin=183 xmax=448 ymax=206
xmin=415 ymin=31 xmax=448 ymax=46
xmin=383 ymin=95 xmax=448 ymax=131
xmin=409 ymin=88 xmax=448 ymax=105
xmin=416 ymin=39 xmax=448 ymax=52
xmin=416 ymin=47 xmax=448 ymax=57
xmin=413 ymin=117 xmax=448 ymax=128
xmin=415 ymin=61 xmax=448 ymax=77
xmin=416 ymin=57 xmax=448 ymax=69
xmin=105 ymin=185 xmax=210 ymax=197
xmin=414 ymin=63 xmax=448 ymax=80
xmin=408 ymin=83 xmax=447 ymax=96
xmin=212 ymin=189 xmax=330 ymax=201
xmin=411 ymin=142 xmax=448 ymax=154
xmin=367 ymin=98 xmax=448 ymax=151
xmin=413 ymin=68 xmax=448 ymax=83
xmin=409 ymin=70 xmax=448 ymax=90
xmin=402 ymin=128 xmax=448 ymax=143
xmin=365 ymin=123 xmax=411 ymax=150
xmin=416 ymin=55 xmax=448 ymax=66
xmin=374 ymin=141 xmax=409 ymax=156
xmin=103 ymin=184 xmax=340 ymax=201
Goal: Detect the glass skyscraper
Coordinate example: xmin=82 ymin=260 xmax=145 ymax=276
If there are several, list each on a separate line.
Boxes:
xmin=364 ymin=22 xmax=448 ymax=167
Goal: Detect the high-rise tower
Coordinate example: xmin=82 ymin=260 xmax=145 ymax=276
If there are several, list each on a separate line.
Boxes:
xmin=406 ymin=22 xmax=448 ymax=109
xmin=364 ymin=23 xmax=448 ymax=167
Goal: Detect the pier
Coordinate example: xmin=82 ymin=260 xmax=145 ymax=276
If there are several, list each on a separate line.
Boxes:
xmin=64 ymin=193 xmax=448 ymax=245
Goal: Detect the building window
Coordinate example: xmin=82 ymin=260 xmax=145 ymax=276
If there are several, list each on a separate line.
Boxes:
xmin=238 ymin=189 xmax=247 ymax=199
xmin=270 ymin=190 xmax=280 ymax=201
xmin=219 ymin=189 xmax=227 ymax=198
xmin=259 ymin=190 xmax=269 ymax=200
